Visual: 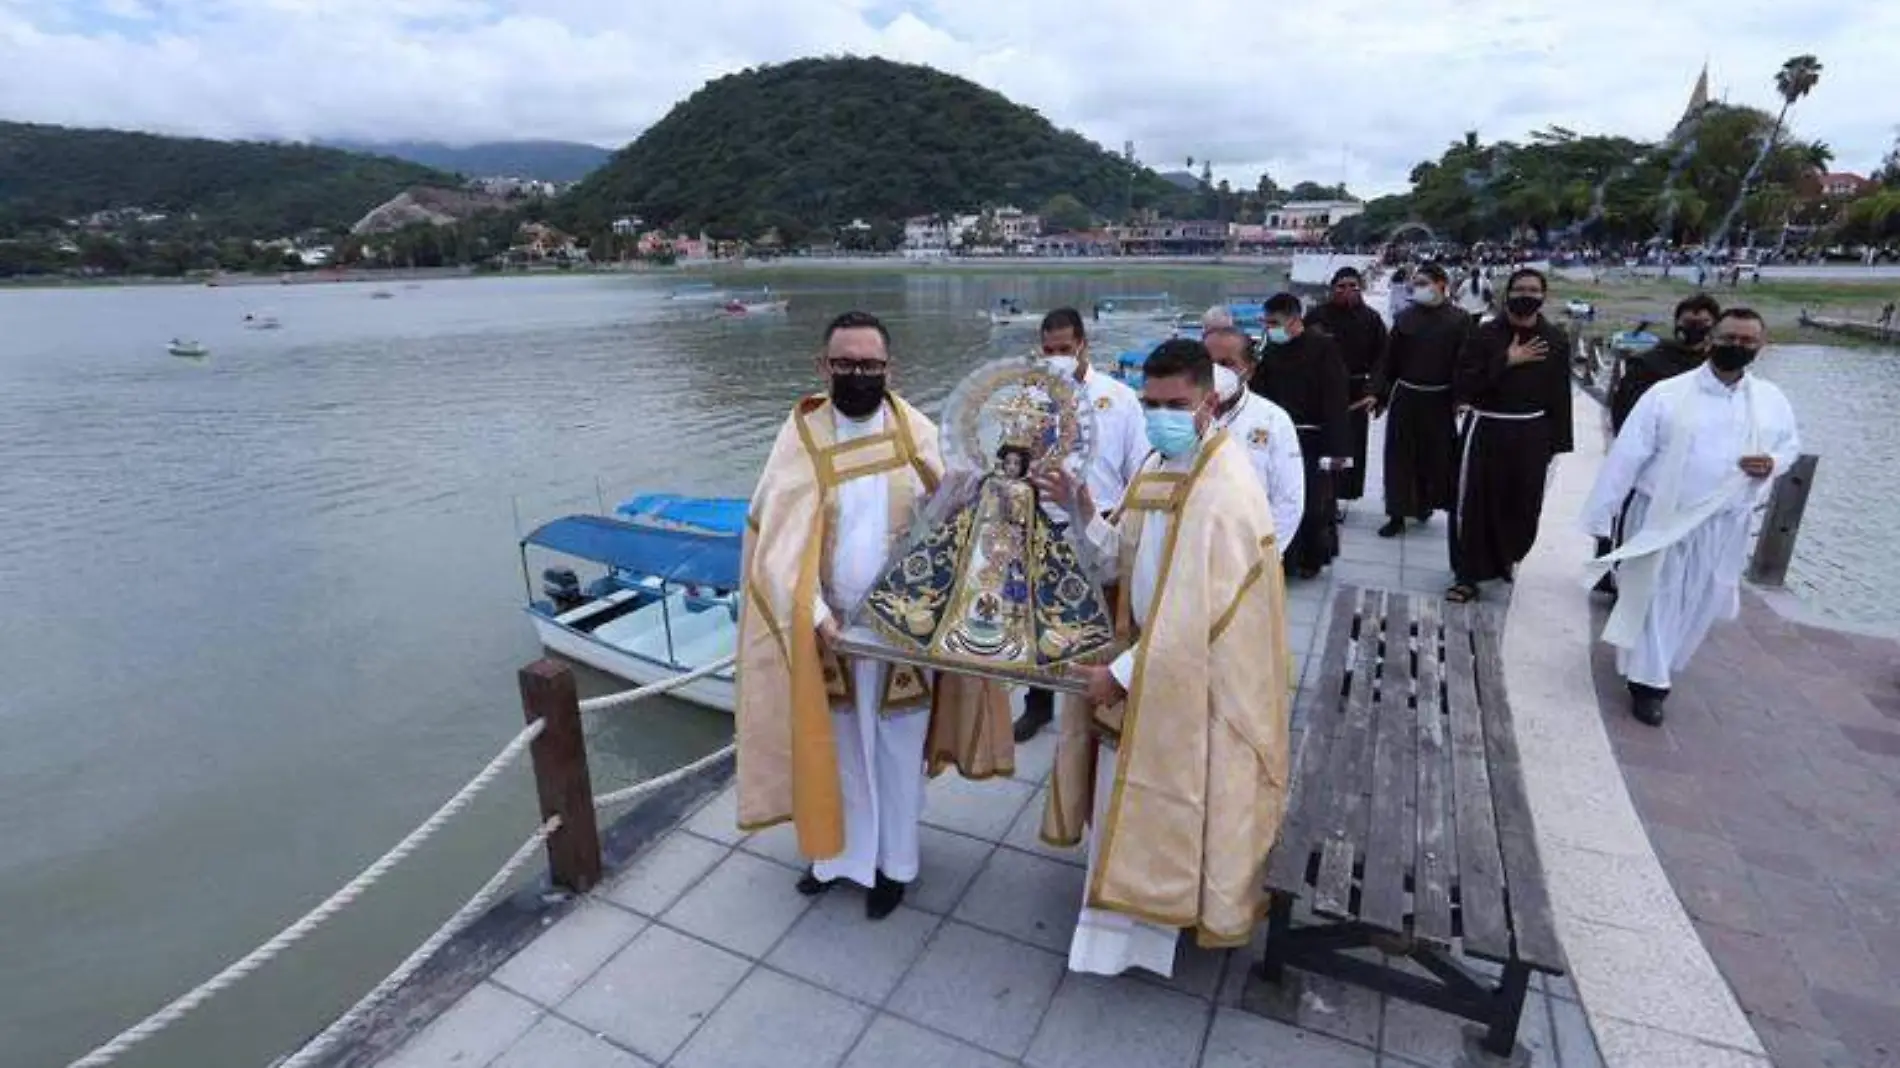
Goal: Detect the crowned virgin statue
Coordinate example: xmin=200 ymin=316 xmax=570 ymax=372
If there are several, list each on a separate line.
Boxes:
xmin=854 ymin=357 xmax=1116 ymax=687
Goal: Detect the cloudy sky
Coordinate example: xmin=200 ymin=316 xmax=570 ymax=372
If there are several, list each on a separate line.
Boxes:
xmin=1 ymin=0 xmax=1893 ymax=195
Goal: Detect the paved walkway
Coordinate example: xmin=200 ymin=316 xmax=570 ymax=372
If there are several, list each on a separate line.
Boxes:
xmin=1591 ymin=592 xmax=1900 ymax=1068
xmin=376 ymin=750 xmax=1601 ymax=1068
xmin=370 ymin=423 xmax=1608 ymax=1068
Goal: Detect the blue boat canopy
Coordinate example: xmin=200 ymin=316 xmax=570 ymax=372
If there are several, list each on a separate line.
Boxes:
xmin=615 ymin=493 xmax=748 ymax=536
xmin=523 ymin=515 xmax=742 ymax=589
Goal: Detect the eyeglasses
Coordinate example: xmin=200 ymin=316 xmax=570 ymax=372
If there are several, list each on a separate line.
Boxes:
xmin=826 ymin=358 xmax=888 ymax=376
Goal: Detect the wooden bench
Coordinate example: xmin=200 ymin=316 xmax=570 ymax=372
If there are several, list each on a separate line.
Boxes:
xmin=1258 ymin=585 xmax=1566 ymax=1059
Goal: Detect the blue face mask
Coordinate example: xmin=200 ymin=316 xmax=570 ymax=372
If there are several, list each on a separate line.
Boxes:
xmin=1265 ymin=325 xmax=1291 ymax=345
xmin=1144 ymin=408 xmax=1201 ymax=459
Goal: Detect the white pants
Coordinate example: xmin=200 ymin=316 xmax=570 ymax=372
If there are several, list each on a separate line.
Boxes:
xmin=1068 ymin=743 xmax=1179 ymax=977
xmin=1616 ymin=493 xmax=1749 ymax=690
xmin=810 ymin=657 xmax=930 ymax=888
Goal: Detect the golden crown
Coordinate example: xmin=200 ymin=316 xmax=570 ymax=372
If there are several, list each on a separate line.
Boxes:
xmin=994 ymin=389 xmax=1053 ymax=452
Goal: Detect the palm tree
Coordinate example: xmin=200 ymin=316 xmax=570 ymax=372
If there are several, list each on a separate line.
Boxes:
xmin=1771 ymin=55 xmax=1824 ymax=145
xmin=1711 ymin=55 xmax=1823 ymax=250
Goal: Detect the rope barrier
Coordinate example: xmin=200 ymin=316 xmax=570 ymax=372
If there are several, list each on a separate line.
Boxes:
xmin=274 ymin=816 xmax=561 ymax=1068
xmin=577 ymin=654 xmax=736 ymax=714
xmin=67 ymin=719 xmax=546 ymax=1068
xmin=593 ymin=743 xmax=736 ymax=810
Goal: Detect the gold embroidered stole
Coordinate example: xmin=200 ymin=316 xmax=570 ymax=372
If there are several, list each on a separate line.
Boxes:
xmin=792 ymin=397 xmax=940 ymax=710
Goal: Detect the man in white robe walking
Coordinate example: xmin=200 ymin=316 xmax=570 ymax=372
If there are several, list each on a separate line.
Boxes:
xmin=1581 ymin=308 xmax=1801 ymax=725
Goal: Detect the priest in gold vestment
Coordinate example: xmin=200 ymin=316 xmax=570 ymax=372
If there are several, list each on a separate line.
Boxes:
xmin=1038 ymin=338 xmax=1293 ymax=975
xmin=735 ymin=311 xmax=1011 ymax=920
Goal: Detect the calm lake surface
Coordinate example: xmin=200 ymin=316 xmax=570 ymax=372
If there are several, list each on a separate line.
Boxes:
xmin=1 ymin=269 xmax=1893 ymax=1066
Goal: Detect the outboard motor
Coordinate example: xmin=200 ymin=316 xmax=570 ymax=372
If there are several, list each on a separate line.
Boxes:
xmin=542 ymin=567 xmax=584 ymax=613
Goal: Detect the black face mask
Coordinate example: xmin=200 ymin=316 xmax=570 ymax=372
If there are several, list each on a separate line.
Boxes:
xmin=1676 ymin=322 xmax=1712 ymax=347
xmin=1708 ymin=345 xmax=1757 ymax=373
xmin=1505 ymin=295 xmax=1543 ymax=319
xmin=831 ymin=374 xmax=887 ymax=418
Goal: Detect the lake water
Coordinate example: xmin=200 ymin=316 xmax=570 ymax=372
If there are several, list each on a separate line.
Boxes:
xmin=1 ymin=269 xmax=1894 ymax=1067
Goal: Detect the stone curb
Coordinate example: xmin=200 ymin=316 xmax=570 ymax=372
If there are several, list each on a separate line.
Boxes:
xmin=1503 ymin=392 xmax=1769 ymax=1067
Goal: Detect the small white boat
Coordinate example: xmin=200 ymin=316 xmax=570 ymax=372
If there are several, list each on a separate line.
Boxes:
xmin=167 ymin=339 xmax=209 ymax=358
xmin=243 ymin=313 xmax=282 ymax=330
xmin=719 ymin=290 xmax=789 ymax=317
xmin=984 ymin=297 xmax=1042 ymax=327
xmin=520 ymin=498 xmax=744 ymax=714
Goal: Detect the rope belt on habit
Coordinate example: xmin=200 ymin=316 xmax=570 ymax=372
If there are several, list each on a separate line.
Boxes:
xmin=1395 ymin=379 xmax=1450 ymax=392
xmin=1470 ymin=409 xmax=1546 ymax=421
xmin=1294 ymin=424 xmax=1321 ymax=431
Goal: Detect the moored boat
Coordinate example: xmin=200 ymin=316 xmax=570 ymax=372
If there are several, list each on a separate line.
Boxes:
xmin=167 ymin=339 xmax=209 ymax=358
xmin=519 ymin=496 xmax=745 ymax=713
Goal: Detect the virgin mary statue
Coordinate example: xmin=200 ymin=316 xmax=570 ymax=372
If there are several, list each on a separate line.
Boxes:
xmin=856 ymin=357 xmax=1116 ymax=687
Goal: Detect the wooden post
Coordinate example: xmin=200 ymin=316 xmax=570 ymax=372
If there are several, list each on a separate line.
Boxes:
xmin=518 ymin=659 xmax=602 ymax=893
xmin=1747 ymin=453 xmax=1819 ymax=588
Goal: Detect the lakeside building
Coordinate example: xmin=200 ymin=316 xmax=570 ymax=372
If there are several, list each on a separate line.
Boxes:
xmin=1112 ymin=219 xmax=1228 ymax=255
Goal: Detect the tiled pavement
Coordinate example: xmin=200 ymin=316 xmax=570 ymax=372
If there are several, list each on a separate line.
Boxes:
xmin=380 ymin=755 xmax=1603 ymax=1068
xmin=1590 ymin=593 xmax=1900 ymax=1068
xmin=376 ymin=421 xmax=1612 ymax=1068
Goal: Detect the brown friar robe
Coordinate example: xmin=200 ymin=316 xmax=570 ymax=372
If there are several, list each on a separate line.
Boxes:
xmin=1041 ymin=429 xmax=1293 ymax=948
xmin=735 ymin=392 xmax=1013 ymax=859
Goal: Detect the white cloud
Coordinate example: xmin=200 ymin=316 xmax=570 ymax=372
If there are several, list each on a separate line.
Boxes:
xmin=1 ymin=0 xmax=1893 ymax=196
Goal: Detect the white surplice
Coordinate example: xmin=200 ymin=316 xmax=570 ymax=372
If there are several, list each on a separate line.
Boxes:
xmin=1217 ymin=388 xmax=1306 ymax=555
xmin=1042 ymin=359 xmax=1150 ymax=523
xmin=1580 ymin=364 xmax=1800 ymax=688
xmin=1062 ymin=445 xmax=1202 ymax=978
xmin=810 ymin=409 xmax=930 ymax=887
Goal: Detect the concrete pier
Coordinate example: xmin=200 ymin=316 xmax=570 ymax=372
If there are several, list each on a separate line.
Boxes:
xmin=331 ymin=387 xmax=1894 ymax=1068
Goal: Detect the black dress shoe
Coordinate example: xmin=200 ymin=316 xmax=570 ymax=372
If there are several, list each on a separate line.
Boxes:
xmin=1013 ymin=691 xmax=1054 ymax=743
xmin=1377 ymin=517 xmax=1406 ymax=538
xmin=796 ymin=867 xmax=836 ymax=896
xmin=867 ymin=873 xmax=906 ymax=919
xmin=1628 ymin=683 xmax=1668 ymax=727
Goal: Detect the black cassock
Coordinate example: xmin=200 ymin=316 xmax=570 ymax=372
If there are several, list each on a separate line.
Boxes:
xmin=1304 ymin=299 xmax=1388 ymax=500
xmin=1448 ymin=316 xmax=1575 ymax=584
xmin=1375 ymin=302 xmax=1472 ymax=521
xmin=1609 ymin=339 xmax=1704 ymax=434
xmin=1252 ymin=331 xmax=1351 ymax=573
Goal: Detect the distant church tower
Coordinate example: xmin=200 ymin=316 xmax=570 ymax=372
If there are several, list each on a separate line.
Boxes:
xmin=1673 ymin=64 xmax=1712 ymax=136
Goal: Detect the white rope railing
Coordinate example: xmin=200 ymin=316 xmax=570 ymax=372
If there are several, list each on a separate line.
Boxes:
xmin=274 ymin=816 xmax=561 ymax=1068
xmin=67 ymin=719 xmax=547 ymax=1068
xmin=578 ymin=653 xmax=735 ymax=714
xmin=593 ymin=742 xmax=736 ymax=810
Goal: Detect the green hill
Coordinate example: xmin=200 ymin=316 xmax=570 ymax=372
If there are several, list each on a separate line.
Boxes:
xmin=0 ymin=121 xmax=453 ymax=238
xmin=562 ymin=57 xmax=1191 ymax=238
xmin=321 ymin=139 xmax=613 ymax=183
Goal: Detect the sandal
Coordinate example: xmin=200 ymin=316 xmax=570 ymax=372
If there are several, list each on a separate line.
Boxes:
xmin=1444 ymin=583 xmax=1479 ymax=604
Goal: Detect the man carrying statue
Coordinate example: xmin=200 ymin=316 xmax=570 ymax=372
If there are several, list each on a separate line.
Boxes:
xmin=733 ymin=310 xmax=1012 ymax=920
xmin=1033 ymin=338 xmax=1294 ymax=976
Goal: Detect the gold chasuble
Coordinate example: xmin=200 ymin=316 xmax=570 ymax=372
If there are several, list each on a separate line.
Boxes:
xmin=1042 ymin=430 xmax=1293 ymax=948
xmin=735 ymin=394 xmax=1011 ymax=859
